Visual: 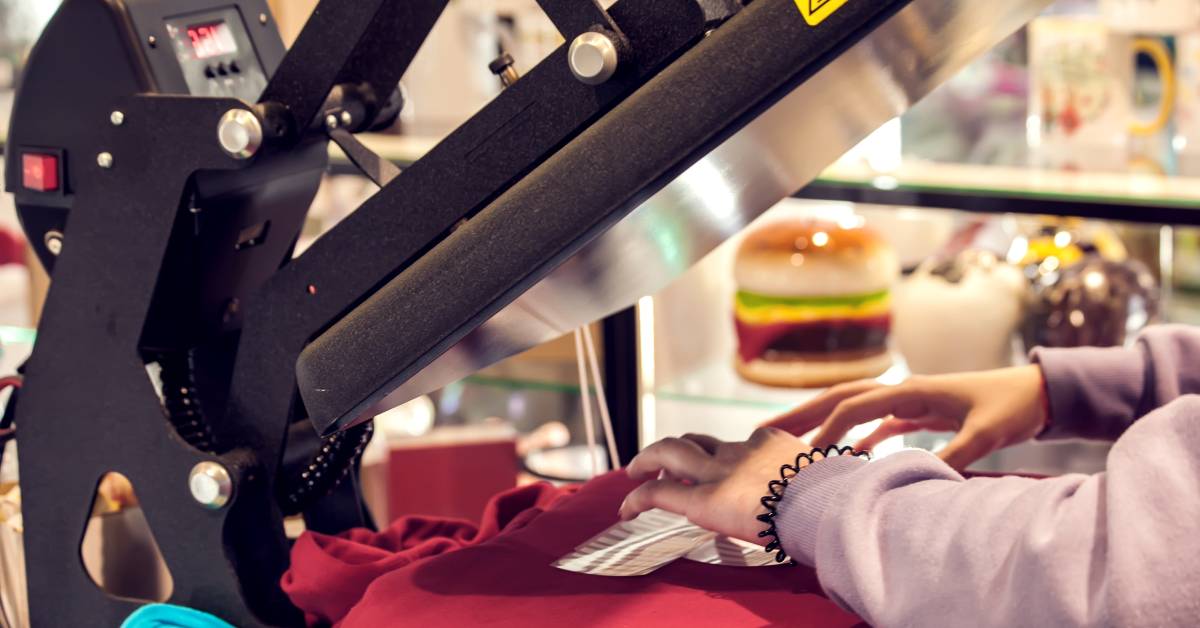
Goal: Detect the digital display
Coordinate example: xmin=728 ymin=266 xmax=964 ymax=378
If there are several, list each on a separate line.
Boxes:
xmin=186 ymin=21 xmax=237 ymax=59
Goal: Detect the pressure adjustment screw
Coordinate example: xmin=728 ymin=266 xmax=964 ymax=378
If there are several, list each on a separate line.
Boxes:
xmin=217 ymin=109 xmax=263 ymax=159
xmin=489 ymin=53 xmax=520 ymax=88
xmin=568 ymin=31 xmax=620 ymax=85
xmin=189 ymin=461 xmax=233 ymax=509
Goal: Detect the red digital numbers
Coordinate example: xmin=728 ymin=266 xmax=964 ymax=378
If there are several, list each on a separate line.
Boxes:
xmin=187 ymin=22 xmax=235 ymax=59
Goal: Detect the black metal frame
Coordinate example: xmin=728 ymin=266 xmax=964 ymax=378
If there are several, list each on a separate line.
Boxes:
xmin=3 ymin=0 xmax=962 ymax=625
xmin=5 ymin=0 xmax=710 ymax=624
xmin=17 ymin=94 xmax=304 ymax=626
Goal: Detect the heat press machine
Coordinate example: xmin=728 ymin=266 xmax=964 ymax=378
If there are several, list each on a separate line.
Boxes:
xmin=3 ymin=0 xmax=1051 ymax=624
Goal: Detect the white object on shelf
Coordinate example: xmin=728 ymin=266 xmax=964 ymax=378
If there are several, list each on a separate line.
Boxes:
xmin=525 ymin=445 xmax=608 ymax=481
xmin=893 ymin=252 xmax=1026 ymax=374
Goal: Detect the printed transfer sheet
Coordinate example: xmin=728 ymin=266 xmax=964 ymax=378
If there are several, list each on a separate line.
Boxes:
xmin=554 ymin=508 xmax=780 ymax=576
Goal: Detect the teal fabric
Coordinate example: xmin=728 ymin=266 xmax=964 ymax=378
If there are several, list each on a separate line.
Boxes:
xmin=121 ymin=604 xmax=235 ymax=628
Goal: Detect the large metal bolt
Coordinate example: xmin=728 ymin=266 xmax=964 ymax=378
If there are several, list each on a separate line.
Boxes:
xmin=217 ymin=109 xmax=263 ymax=159
xmin=189 ymin=461 xmax=233 ymax=509
xmin=568 ymin=31 xmax=619 ymax=85
xmin=97 ymin=152 xmax=114 ymax=169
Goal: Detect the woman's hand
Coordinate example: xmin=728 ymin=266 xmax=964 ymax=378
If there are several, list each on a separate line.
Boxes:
xmin=763 ymin=365 xmax=1049 ymax=470
xmin=619 ymin=428 xmax=817 ymax=545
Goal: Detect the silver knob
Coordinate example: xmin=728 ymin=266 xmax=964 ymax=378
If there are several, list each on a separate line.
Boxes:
xmin=44 ymin=230 xmax=64 ymax=256
xmin=217 ymin=109 xmax=263 ymax=159
xmin=189 ymin=461 xmax=233 ymax=509
xmin=568 ymin=31 xmax=619 ymax=85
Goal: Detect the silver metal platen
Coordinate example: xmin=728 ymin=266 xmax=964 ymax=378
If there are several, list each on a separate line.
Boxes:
xmin=188 ymin=461 xmax=233 ymax=509
xmin=568 ymin=31 xmax=619 ymax=85
xmin=217 ymin=109 xmax=263 ymax=159
xmin=376 ymin=0 xmax=1054 ymax=413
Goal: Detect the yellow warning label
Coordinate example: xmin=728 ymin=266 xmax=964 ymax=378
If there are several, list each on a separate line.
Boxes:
xmin=794 ymin=0 xmax=850 ymax=26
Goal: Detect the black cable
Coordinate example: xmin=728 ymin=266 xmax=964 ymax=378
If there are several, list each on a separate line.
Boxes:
xmin=156 ymin=351 xmax=218 ymax=453
xmin=278 ymin=420 xmax=374 ymax=517
xmin=155 ymin=348 xmax=373 ymax=519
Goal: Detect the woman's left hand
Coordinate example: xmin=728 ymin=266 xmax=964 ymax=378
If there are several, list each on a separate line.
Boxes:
xmin=619 ymin=427 xmax=815 ymax=545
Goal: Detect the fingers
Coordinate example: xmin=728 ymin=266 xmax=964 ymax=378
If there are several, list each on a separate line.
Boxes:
xmin=852 ymin=418 xmax=922 ymax=451
xmin=937 ymin=426 xmax=998 ymax=471
xmin=619 ymin=479 xmax=697 ymax=521
xmin=811 ymin=384 xmax=932 ymax=447
xmin=748 ymin=426 xmax=788 ymax=444
xmin=626 ymin=437 xmax=717 ymax=483
xmin=679 ymin=433 xmax=725 ymax=454
xmin=763 ymin=379 xmax=884 ymax=436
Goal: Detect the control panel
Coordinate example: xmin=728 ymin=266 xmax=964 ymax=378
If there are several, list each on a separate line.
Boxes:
xmin=3 ymin=0 xmax=322 ymax=348
xmin=164 ymin=7 xmax=268 ymax=101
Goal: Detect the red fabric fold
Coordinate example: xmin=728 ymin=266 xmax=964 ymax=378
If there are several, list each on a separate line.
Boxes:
xmin=282 ymin=482 xmax=572 ymax=624
xmin=284 ymin=472 xmax=862 ymax=627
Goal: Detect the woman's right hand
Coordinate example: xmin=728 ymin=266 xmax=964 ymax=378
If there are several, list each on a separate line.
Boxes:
xmin=762 ymin=365 xmax=1050 ymax=470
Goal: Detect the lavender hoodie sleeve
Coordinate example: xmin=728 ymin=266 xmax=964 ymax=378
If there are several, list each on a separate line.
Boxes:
xmin=1031 ymin=324 xmax=1200 ymax=440
xmin=770 ymin=326 xmax=1200 ymax=626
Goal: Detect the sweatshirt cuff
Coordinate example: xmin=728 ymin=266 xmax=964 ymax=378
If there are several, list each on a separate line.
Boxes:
xmin=1030 ymin=345 xmax=1144 ymax=441
xmin=772 ymin=455 xmax=868 ymax=566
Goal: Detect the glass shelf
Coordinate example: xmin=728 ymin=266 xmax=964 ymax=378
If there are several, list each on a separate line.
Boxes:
xmin=811 ymin=158 xmax=1200 ymax=210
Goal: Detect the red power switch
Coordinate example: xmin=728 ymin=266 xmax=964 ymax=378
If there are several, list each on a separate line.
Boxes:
xmin=22 ymin=152 xmax=59 ymax=192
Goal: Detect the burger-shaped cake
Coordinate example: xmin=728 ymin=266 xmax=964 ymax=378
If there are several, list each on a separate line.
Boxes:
xmin=733 ymin=220 xmax=899 ymax=388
